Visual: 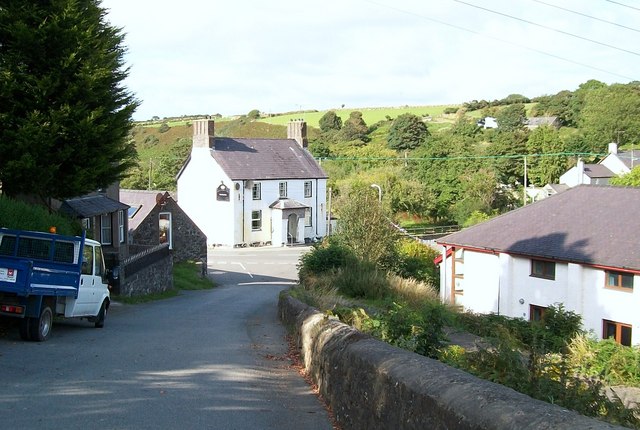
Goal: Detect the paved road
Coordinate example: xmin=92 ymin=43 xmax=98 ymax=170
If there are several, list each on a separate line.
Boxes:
xmin=0 ymin=246 xmax=333 ymax=429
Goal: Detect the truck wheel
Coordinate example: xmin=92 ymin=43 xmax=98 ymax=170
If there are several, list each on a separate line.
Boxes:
xmin=19 ymin=318 xmax=31 ymax=341
xmin=29 ymin=306 xmax=53 ymax=342
xmin=94 ymin=300 xmax=107 ymax=328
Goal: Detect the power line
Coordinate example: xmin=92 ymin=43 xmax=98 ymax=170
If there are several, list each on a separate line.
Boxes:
xmin=532 ymin=0 xmax=640 ymax=33
xmin=453 ymin=0 xmax=640 ymax=57
xmin=317 ymin=152 xmax=605 ymax=162
xmin=606 ymin=0 xmax=640 ymax=12
xmin=362 ymin=0 xmax=635 ymax=81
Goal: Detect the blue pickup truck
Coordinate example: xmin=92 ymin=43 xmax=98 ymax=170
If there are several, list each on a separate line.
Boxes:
xmin=0 ymin=228 xmax=110 ymax=341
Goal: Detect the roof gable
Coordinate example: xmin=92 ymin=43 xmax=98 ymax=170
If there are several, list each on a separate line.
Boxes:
xmin=120 ymin=189 xmax=172 ymax=231
xmin=438 ymin=186 xmax=640 ymax=271
xmin=211 ymin=138 xmax=327 ymax=181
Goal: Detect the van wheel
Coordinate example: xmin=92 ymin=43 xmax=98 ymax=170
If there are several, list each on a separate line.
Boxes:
xmin=30 ymin=306 xmax=53 ymax=342
xmin=94 ymin=300 xmax=107 ymax=328
xmin=19 ymin=318 xmax=31 ymax=341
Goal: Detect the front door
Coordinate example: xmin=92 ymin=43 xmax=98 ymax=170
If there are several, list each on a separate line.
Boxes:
xmin=287 ymin=214 xmax=298 ymax=244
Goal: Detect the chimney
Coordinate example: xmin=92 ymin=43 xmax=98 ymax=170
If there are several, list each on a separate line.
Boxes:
xmin=576 ymin=158 xmax=585 ymax=185
xmin=608 ymin=142 xmax=618 ymax=155
xmin=192 ymin=118 xmax=215 ymax=149
xmin=287 ymin=119 xmax=308 ymax=148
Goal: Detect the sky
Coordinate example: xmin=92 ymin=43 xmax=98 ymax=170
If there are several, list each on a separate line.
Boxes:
xmin=101 ymin=0 xmax=639 ymax=121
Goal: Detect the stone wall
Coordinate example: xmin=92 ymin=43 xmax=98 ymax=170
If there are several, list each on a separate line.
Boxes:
xmin=118 ymin=244 xmax=173 ymax=297
xmin=278 ymin=293 xmax=624 ymax=430
xmin=132 ymin=197 xmax=207 ymax=264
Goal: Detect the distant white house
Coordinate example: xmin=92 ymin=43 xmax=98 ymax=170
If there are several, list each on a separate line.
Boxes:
xmin=559 ymin=142 xmax=639 ymax=187
xmin=177 ymin=119 xmax=328 ymax=247
xmin=437 ymin=185 xmax=640 ymax=346
xmin=476 ymin=117 xmax=498 ymax=129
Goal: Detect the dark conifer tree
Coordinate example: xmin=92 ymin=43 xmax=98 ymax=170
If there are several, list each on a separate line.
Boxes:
xmin=0 ymin=0 xmax=139 ymax=201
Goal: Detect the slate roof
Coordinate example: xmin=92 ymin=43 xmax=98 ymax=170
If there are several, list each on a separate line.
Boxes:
xmin=120 ymin=189 xmax=172 ymax=231
xmin=438 ymin=185 xmax=640 ymax=271
xmin=209 ymin=138 xmax=327 ymax=181
xmin=583 ymin=164 xmax=614 ymax=178
xmin=617 ymin=150 xmax=640 ymax=170
xmin=60 ymin=195 xmax=129 ymax=218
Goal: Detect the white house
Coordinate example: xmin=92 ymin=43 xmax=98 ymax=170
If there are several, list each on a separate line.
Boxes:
xmin=177 ymin=119 xmax=328 ymax=247
xmin=559 ymin=142 xmax=640 ymax=187
xmin=437 ymin=185 xmax=640 ymax=346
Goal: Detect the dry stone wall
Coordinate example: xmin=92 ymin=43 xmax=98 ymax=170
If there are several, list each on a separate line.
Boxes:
xmin=278 ymin=293 xmax=624 ymax=430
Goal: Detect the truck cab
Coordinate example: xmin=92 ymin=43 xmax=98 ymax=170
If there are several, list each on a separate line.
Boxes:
xmin=0 ymin=228 xmax=110 ymax=341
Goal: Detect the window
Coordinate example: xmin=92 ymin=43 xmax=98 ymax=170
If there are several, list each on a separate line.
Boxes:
xmin=279 ymin=182 xmax=287 ymax=198
xmin=100 ymin=214 xmax=112 ymax=245
xmin=304 ymin=181 xmax=313 ymax=198
xmin=305 ymin=208 xmax=312 ymax=227
xmin=531 ymin=259 xmax=555 ymax=280
xmin=159 ymin=212 xmax=172 ymax=249
xmin=529 ymin=304 xmax=547 ymax=322
xmin=82 ymin=218 xmax=91 ymax=231
xmin=82 ymin=245 xmax=94 ymax=275
xmin=95 ymin=245 xmax=104 ymax=277
xmin=118 ymin=210 xmax=125 ymax=244
xmin=251 ymin=210 xmax=262 ymax=231
xmin=603 ymin=319 xmax=632 ymax=346
xmin=606 ymin=270 xmax=634 ymax=290
xmin=252 ymin=182 xmax=261 ymax=200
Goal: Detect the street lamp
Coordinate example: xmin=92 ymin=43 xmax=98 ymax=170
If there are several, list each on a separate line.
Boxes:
xmin=370 ymin=184 xmax=382 ymax=203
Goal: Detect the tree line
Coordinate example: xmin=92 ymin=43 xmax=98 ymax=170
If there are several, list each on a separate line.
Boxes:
xmin=309 ymin=80 xmax=640 ymax=226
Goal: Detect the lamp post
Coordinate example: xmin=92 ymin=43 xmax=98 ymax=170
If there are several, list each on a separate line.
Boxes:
xmin=370 ymin=183 xmax=382 ymax=203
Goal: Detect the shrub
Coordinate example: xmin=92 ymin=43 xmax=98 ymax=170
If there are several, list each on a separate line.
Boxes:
xmin=332 ymin=259 xmax=389 ymax=300
xmin=0 ymin=196 xmax=81 ymax=235
xmin=378 ymin=300 xmax=448 ymax=358
xmin=395 ymin=239 xmax=439 ymax=285
xmin=297 ymin=239 xmax=357 ymax=282
xmin=568 ymin=335 xmax=640 ymax=387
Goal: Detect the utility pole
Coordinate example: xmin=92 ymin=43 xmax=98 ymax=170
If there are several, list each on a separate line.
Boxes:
xmin=523 ymin=156 xmax=528 ymax=206
xmin=148 ymin=159 xmax=153 ymax=190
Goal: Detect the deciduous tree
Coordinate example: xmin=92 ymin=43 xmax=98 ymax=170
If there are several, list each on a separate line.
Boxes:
xmin=318 ymin=110 xmax=342 ymax=132
xmin=387 ymin=113 xmax=430 ymax=151
xmin=0 ymin=0 xmax=138 ymax=201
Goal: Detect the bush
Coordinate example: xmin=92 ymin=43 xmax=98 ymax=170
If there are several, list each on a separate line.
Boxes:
xmin=395 ymin=239 xmax=439 ymax=285
xmin=378 ymin=300 xmax=448 ymax=358
xmin=332 ymin=259 xmax=389 ymax=300
xmin=0 ymin=196 xmax=81 ymax=235
xmin=297 ymin=239 xmax=357 ymax=281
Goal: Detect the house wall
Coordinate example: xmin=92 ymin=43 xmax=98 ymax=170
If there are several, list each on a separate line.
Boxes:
xmin=179 ymin=150 xmax=328 ymax=247
xmin=600 ymin=154 xmax=630 ymax=176
xmin=131 ymin=198 xmax=207 ymax=263
xmin=559 ymin=166 xmax=590 ymax=187
xmin=177 ymin=148 xmax=236 ymax=247
xmin=441 ymin=248 xmax=640 ymax=345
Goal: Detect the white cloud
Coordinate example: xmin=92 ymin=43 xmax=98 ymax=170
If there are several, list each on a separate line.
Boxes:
xmin=102 ymin=0 xmax=640 ymax=120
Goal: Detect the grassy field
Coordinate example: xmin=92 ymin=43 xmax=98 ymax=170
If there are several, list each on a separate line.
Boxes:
xmin=260 ymin=105 xmax=461 ymax=128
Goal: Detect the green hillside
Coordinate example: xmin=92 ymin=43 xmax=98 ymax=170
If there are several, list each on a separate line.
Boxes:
xmin=260 ymin=105 xmax=461 ymax=128
xmin=124 ymin=80 xmax=640 ymax=227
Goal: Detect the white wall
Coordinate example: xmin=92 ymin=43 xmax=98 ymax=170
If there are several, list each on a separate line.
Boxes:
xmin=440 ymin=248 xmax=640 ymax=345
xmin=600 ymin=154 xmax=630 ymax=176
xmin=177 ymin=148 xmax=236 ymax=246
xmin=559 ymin=166 xmax=589 ymax=187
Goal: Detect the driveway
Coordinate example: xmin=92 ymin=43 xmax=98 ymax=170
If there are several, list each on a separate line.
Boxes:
xmin=0 ymin=245 xmax=334 ymax=429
